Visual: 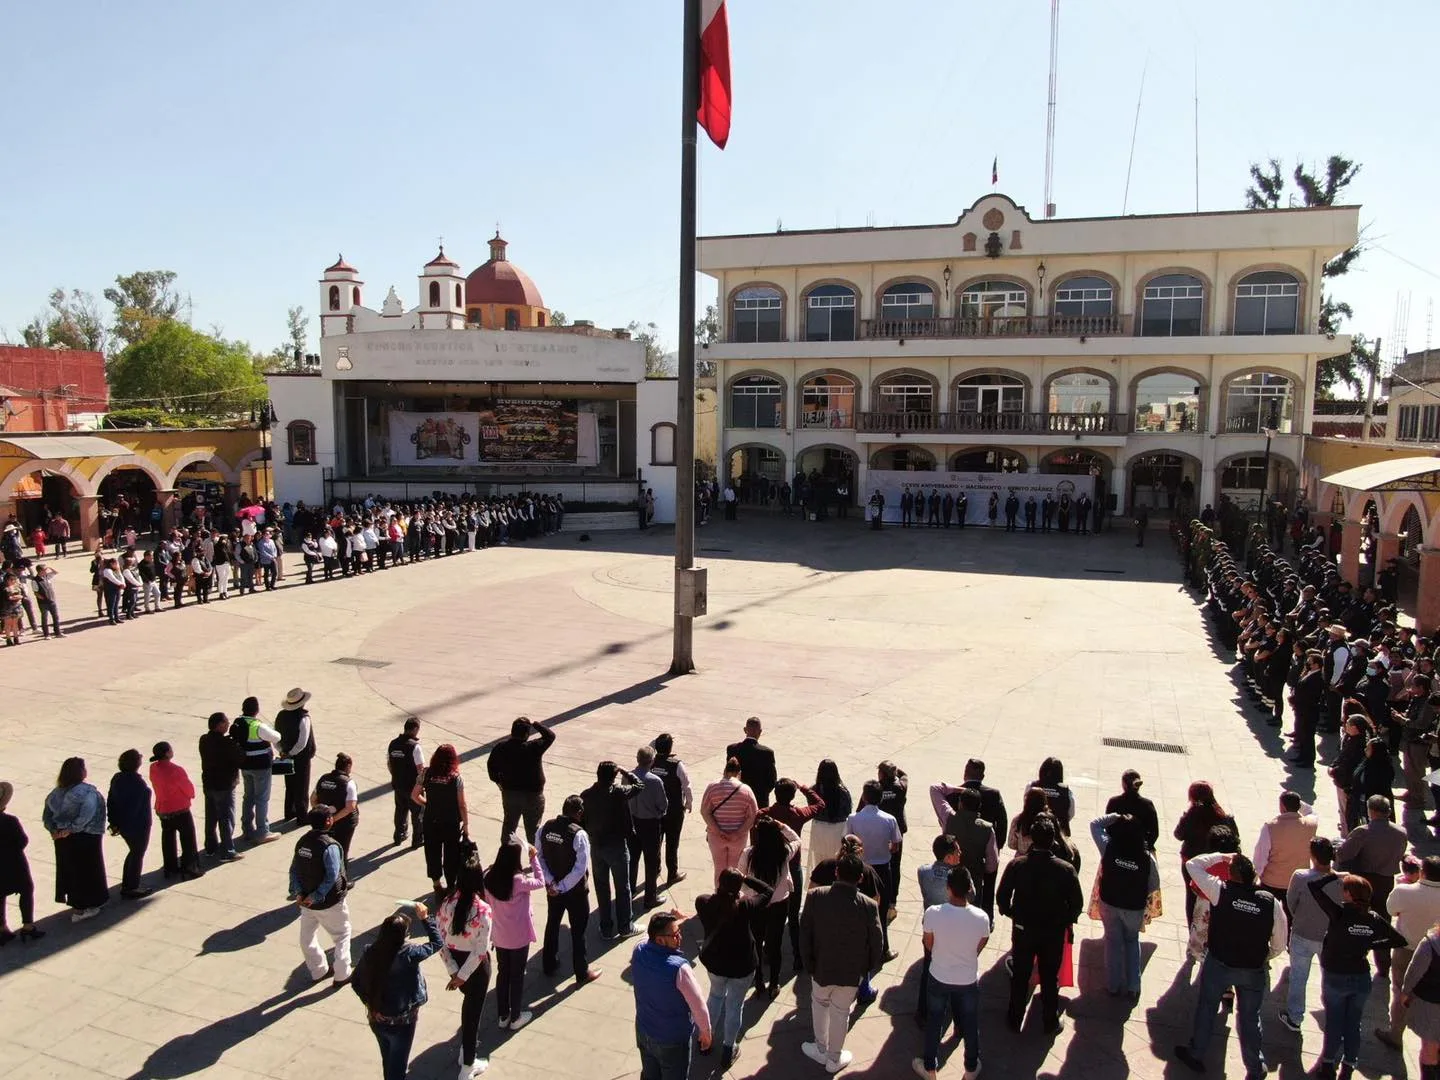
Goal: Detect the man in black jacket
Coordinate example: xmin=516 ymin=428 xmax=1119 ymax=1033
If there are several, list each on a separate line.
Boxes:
xmin=996 ymin=818 xmax=1083 ymax=1034
xmin=1104 ymin=769 xmax=1159 ymax=851
xmin=582 ymin=761 xmax=643 ymax=939
xmin=726 ymin=717 xmax=777 ymax=808
xmin=487 ymin=716 xmax=556 ymax=844
xmin=387 ymin=717 xmax=424 ymax=848
xmin=961 ymin=758 xmax=1008 ymax=850
xmin=800 ymin=853 xmax=884 ymax=1073
xmin=1289 ymin=650 xmax=1326 ymax=769
xmin=198 ymin=711 xmax=244 ymax=860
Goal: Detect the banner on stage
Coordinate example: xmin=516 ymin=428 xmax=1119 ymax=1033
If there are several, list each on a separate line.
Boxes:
xmin=866 ymin=469 xmax=1095 ymax=525
xmin=477 ymin=399 xmax=579 ymax=464
xmin=389 ymin=411 xmax=479 ymax=466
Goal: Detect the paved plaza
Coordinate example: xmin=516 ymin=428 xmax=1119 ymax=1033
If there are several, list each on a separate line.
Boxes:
xmin=0 ymin=516 xmax=1426 ymax=1079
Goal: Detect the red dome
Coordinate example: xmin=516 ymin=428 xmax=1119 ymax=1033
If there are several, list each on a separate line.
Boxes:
xmin=325 ymin=254 xmax=357 ymax=274
xmin=464 ymin=234 xmax=544 ymax=309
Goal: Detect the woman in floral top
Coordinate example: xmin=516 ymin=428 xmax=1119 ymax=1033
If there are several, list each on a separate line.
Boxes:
xmin=42 ymin=757 xmax=109 ymax=922
xmin=439 ymin=859 xmax=493 ymax=1078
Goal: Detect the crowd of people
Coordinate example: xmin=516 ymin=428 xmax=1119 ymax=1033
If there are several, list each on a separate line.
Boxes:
xmin=0 ymin=491 xmax=569 ymax=643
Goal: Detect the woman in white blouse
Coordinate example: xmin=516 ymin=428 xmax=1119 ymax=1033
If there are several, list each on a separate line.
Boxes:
xmin=438 ymin=859 xmax=493 ymax=1079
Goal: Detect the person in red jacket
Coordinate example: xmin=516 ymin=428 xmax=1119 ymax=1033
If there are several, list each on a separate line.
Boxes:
xmin=150 ymin=742 xmax=203 ymax=880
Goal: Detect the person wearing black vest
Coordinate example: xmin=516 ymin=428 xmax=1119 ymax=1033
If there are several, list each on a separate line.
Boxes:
xmin=387 ymin=718 xmax=424 ymax=848
xmin=996 ymin=817 xmax=1083 ymax=1035
xmin=232 ymin=696 xmax=281 ymax=844
xmin=1089 ymin=813 xmax=1159 ymax=998
xmin=313 ymin=753 xmax=359 ymax=860
xmin=412 ymin=744 xmax=468 ymax=894
xmin=876 ymin=761 xmax=908 ymax=919
xmin=198 ymin=711 xmax=244 ymax=860
xmin=649 ymin=733 xmax=692 ymax=885
xmin=1028 ymin=757 xmax=1075 ymax=837
xmin=276 ymin=687 xmax=317 ymax=825
xmin=1174 ymin=853 xmax=1287 ymax=1078
xmin=287 ymin=805 xmax=353 ymax=985
xmin=537 ymin=795 xmax=601 ymax=986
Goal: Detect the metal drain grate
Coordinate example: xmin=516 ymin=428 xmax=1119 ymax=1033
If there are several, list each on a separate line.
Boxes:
xmin=1084 ymin=568 xmax=1126 ymax=575
xmin=1102 ymin=737 xmax=1187 ymax=755
xmin=332 ymin=657 xmax=391 ymax=669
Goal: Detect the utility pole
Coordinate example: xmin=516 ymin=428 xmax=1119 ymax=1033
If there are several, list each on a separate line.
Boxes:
xmin=671 ymin=0 xmax=706 ymax=675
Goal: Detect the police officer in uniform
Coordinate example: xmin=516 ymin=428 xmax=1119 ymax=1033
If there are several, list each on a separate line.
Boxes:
xmin=387 ymin=717 xmax=424 ymax=848
xmin=287 ymin=804 xmax=353 ymax=985
xmin=312 ymin=753 xmax=359 ymax=861
xmin=537 ymin=795 xmax=603 ymax=986
xmin=1174 ymin=852 xmax=1287 ymax=1077
xmin=650 ymin=733 xmax=692 ymax=884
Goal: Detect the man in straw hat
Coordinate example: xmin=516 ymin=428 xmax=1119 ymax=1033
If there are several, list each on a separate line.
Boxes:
xmin=276 ymin=688 xmax=317 ymax=825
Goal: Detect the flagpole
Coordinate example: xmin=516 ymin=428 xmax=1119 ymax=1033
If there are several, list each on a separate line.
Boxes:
xmin=671 ymin=0 xmax=701 ymax=675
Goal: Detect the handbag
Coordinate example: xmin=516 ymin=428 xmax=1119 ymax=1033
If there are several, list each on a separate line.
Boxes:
xmin=271 ymin=758 xmax=295 ymax=776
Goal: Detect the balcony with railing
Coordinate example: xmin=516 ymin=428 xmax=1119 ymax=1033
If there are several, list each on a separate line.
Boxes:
xmin=860 ymin=313 xmax=1131 ymax=341
xmin=857 ymin=411 xmax=1129 ymax=435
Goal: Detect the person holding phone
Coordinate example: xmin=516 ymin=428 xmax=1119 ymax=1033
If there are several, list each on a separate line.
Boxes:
xmin=352 ymin=902 xmax=445 ymax=1080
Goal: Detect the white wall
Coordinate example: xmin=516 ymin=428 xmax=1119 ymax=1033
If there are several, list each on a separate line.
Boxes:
xmin=637 ymin=379 xmax=681 ymax=523
xmin=267 ymin=375 xmax=335 ymax=509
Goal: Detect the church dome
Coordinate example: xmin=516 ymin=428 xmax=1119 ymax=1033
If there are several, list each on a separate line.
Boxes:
xmin=464 ymin=233 xmax=544 ymax=308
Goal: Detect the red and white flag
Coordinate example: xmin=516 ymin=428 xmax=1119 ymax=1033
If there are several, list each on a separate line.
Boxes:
xmin=698 ymin=0 xmax=731 ymax=149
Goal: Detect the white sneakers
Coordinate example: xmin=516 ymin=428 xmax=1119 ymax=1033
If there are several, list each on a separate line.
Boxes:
xmin=802 ymin=1043 xmax=854 ymax=1073
xmin=507 ymin=1011 xmax=533 ymax=1031
xmin=828 ymin=1050 xmax=854 ymax=1073
xmin=457 ymin=1059 xmax=488 ymax=1079
xmin=71 ymin=907 xmax=102 ymax=923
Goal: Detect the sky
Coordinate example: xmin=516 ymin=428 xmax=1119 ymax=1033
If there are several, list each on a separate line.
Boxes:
xmin=2 ymin=1 xmax=1437 ymax=367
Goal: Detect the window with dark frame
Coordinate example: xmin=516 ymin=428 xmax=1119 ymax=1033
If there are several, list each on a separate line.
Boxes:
xmin=287 ymin=421 xmax=316 ymax=465
xmin=1141 ymin=274 xmax=1205 ymax=336
xmin=805 ymin=285 xmax=857 ymax=341
xmin=731 ymin=287 xmax=784 ymax=343
xmin=1233 ymin=271 xmax=1300 ymax=335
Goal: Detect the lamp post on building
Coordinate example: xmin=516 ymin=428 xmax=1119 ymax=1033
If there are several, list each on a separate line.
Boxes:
xmin=257 ymin=400 xmax=278 ymax=503
xmin=1258 ymin=424 xmax=1277 ymax=530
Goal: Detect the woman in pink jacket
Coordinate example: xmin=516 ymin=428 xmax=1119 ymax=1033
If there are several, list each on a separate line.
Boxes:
xmin=483 ymin=837 xmax=546 ymax=1030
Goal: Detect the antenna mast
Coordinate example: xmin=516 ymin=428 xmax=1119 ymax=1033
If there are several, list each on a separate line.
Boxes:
xmin=1122 ymin=56 xmax=1148 ymax=215
xmin=1192 ymin=50 xmax=1200 ymax=212
xmin=1043 ymin=0 xmax=1060 ymax=218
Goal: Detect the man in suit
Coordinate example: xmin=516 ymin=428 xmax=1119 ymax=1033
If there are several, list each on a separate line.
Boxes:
xmin=1288 ymin=650 xmax=1326 ymax=769
xmin=901 ymin=488 xmax=915 ymax=528
xmin=1041 ymin=493 xmax=1055 ymax=532
xmin=1004 ymin=492 xmax=1020 ymax=532
xmin=726 ymin=717 xmax=778 ymax=808
xmin=961 ymin=758 xmax=1008 ymax=850
xmin=1076 ymin=494 xmax=1092 ymax=535
xmin=927 ymin=490 xmax=942 ymax=527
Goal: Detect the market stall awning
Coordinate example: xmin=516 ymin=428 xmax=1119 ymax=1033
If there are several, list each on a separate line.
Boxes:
xmin=1321 ymin=456 xmax=1440 ymax=493
xmin=0 ymin=434 xmax=133 ymax=460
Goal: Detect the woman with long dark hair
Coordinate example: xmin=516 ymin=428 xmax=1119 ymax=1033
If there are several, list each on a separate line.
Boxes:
xmin=809 ymin=759 xmax=852 ymax=868
xmin=1007 ymin=788 xmax=1051 ymax=854
xmin=738 ymin=816 xmax=800 ymax=998
xmin=42 ymin=757 xmax=109 ymax=922
xmin=1173 ymin=781 xmax=1237 ymax=922
xmin=696 ymin=866 xmax=775 ymax=1071
xmin=439 ymin=858 xmax=493 ymax=1077
xmin=484 ymin=837 xmax=544 ymax=1031
xmin=352 ymin=903 xmax=445 ymax=1080
xmin=1028 ymin=757 xmax=1075 ymax=836
xmin=412 ymin=744 xmax=469 ymax=894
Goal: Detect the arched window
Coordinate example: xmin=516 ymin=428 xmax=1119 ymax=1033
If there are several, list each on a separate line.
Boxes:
xmin=454 ymin=283 xmax=463 ymax=308
xmin=876 ymin=372 xmax=935 ymax=415
xmin=650 ymin=422 xmax=676 ymax=465
xmin=351 ymin=286 xmax=361 ymax=306
xmin=1221 ymin=455 xmax=1270 ymax=490
xmin=959 ymin=280 xmax=1028 ymax=327
xmin=877 ymin=282 xmax=935 ymax=336
xmin=1225 ymin=371 xmax=1294 ymax=434
xmin=730 ymin=286 xmax=784 ymax=343
xmin=536 ymin=311 xmax=547 ymax=327
xmin=1401 ymin=505 xmax=1425 ymax=565
xmin=1053 ymin=276 xmax=1114 ymax=317
xmin=428 ymin=281 xmax=441 ymax=308
xmin=804 ymin=285 xmax=857 ymax=342
xmin=328 ymin=285 xmax=340 ymax=312
xmin=728 ymin=375 xmax=784 ymax=428
xmin=800 ymin=373 xmax=857 ymax=429
xmin=286 ymin=420 xmax=317 ymax=465
xmin=869 ymin=446 xmax=935 ymax=471
xmin=1233 ymin=271 xmax=1300 ymax=335
xmin=1047 ymin=372 xmax=1111 ymax=414
xmin=1141 ymin=273 xmax=1205 ymax=336
xmin=1045 ymin=449 xmax=1109 ymax=476
xmin=955 ymin=372 xmax=1025 ymax=427
xmin=1134 ymin=372 xmax=1202 ymax=433
xmin=505 ymin=309 xmax=520 ymax=331
xmin=950 ymin=448 xmax=1026 ymax=473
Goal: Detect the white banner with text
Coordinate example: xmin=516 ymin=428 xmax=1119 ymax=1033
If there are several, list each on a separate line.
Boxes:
xmin=867 ymin=470 xmax=1095 ymax=525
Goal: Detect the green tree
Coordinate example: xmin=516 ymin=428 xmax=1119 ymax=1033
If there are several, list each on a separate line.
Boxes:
xmin=694 ymin=302 xmax=719 ymax=378
xmin=628 ymin=320 xmax=670 ymax=375
xmin=104 ymin=270 xmax=185 ymax=348
xmin=1243 ymin=155 xmax=1372 ymax=394
xmin=260 ymin=306 xmax=311 ymax=372
xmin=109 ymin=321 xmax=266 ymax=417
xmin=547 ymin=309 xmax=568 ymax=327
xmin=19 ymin=288 xmax=108 ymax=352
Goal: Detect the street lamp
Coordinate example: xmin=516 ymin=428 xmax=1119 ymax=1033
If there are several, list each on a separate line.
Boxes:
xmin=1258 ymin=424 xmax=1277 ymax=529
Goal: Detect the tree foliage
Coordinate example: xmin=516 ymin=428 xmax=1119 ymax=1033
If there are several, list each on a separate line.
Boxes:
xmin=1243 ymin=155 xmax=1371 ymax=394
xmin=694 ymin=302 xmax=719 ymax=378
xmin=109 ymin=321 xmax=266 ymax=417
xmin=20 ymin=288 xmax=107 ymax=352
xmin=628 ymin=320 xmax=671 ymax=376
xmin=547 ymin=310 xmax=568 ymax=327
xmin=104 ymin=270 xmax=186 ymax=349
